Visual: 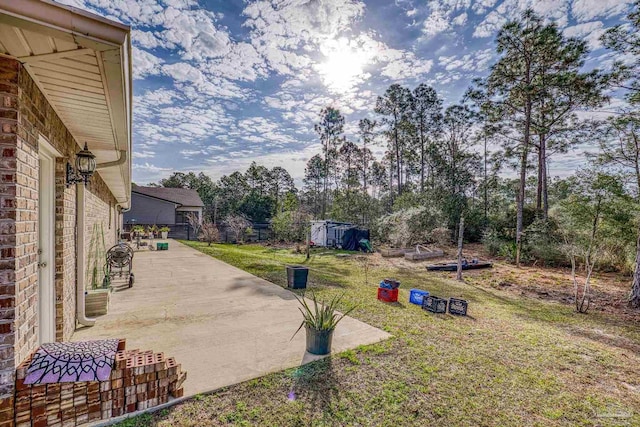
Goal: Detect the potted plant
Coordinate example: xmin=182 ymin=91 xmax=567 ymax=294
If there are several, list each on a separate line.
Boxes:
xmin=148 ymin=224 xmax=158 ymax=239
xmin=292 ymin=293 xmax=355 ymax=355
xmin=131 ymin=225 xmax=145 ymax=237
xmin=160 ymin=226 xmax=170 ymax=239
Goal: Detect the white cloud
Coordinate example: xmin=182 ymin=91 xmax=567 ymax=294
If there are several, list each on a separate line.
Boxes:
xmin=564 ymin=21 xmax=606 ymax=50
xmin=422 ymin=9 xmax=451 ymax=37
xmin=243 ymin=0 xmax=366 ymax=75
xmin=438 ymin=48 xmax=494 ymax=72
xmin=378 ymin=48 xmax=433 ymax=80
xmin=571 ymin=0 xmax=633 ymax=23
xmin=132 ymin=47 xmax=164 ymax=79
xmin=452 ymin=12 xmax=468 ymax=26
xmin=132 ymin=29 xmax=167 ymax=50
xmin=157 ymin=7 xmax=232 ymax=61
xmin=161 ymin=63 xmax=248 ymax=99
xmin=473 ymin=0 xmax=572 ymax=38
xmin=134 ymin=150 xmax=156 ymax=159
xmin=207 ymin=42 xmax=269 ymax=82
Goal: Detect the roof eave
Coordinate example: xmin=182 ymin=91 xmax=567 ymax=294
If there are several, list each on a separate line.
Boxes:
xmin=0 ymin=0 xmax=129 ymax=49
xmin=0 ymin=0 xmax=133 ymax=209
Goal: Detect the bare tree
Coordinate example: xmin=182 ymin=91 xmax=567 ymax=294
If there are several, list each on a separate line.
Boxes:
xmin=199 ymin=220 xmax=219 ymax=246
xmin=225 ymin=214 xmax=251 ymax=244
xmin=186 ymin=212 xmax=201 ymax=240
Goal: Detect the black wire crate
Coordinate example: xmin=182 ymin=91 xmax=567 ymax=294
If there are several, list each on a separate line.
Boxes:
xmin=448 ymin=298 xmax=468 ymax=316
xmin=422 ymin=295 xmax=448 ymax=313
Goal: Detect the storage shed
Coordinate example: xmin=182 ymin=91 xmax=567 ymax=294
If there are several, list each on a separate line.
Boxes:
xmin=310 ymin=220 xmax=370 ymax=250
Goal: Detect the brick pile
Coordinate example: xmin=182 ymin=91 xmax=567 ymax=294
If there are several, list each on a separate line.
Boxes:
xmin=12 ymin=341 xmax=186 ymax=427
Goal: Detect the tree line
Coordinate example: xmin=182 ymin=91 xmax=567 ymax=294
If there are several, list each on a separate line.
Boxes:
xmin=151 ymin=6 xmax=640 ymax=308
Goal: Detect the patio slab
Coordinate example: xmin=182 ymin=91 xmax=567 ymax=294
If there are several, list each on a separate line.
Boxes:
xmin=73 ymin=240 xmax=390 ymax=397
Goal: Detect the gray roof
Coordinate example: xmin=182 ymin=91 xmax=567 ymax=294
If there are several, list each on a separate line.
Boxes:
xmin=132 ymin=185 xmax=204 ymax=207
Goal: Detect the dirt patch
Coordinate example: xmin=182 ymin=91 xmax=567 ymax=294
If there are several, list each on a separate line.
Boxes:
xmin=372 ymin=242 xmax=640 ymax=323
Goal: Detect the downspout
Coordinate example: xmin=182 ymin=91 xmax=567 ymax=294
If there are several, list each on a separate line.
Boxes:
xmin=76 ymin=183 xmax=96 ymax=326
xmin=96 ymin=150 xmax=127 ymax=170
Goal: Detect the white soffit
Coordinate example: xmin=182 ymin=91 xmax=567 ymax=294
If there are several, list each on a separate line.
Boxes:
xmin=0 ymin=0 xmax=132 ymax=207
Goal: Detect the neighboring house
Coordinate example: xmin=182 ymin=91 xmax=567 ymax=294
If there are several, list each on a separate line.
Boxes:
xmin=0 ymin=0 xmax=132 ymax=421
xmin=124 ymin=185 xmax=204 ymax=228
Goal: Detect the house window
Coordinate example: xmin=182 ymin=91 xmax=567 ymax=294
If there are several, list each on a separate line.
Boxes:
xmin=176 ymin=211 xmax=197 ymax=224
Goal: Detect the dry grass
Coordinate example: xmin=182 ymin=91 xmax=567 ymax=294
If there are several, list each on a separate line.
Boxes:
xmin=116 ymin=242 xmax=640 ymax=427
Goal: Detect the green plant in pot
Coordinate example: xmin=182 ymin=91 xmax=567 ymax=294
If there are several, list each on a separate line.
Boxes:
xmin=292 ymin=292 xmax=355 ymax=355
xmin=148 ymin=224 xmax=158 ymax=238
xmin=131 ymin=225 xmax=145 ymax=237
xmin=159 ymin=226 xmax=170 ymax=239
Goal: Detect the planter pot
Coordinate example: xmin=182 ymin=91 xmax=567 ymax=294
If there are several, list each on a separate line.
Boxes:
xmin=286 ymin=265 xmax=309 ymax=289
xmin=85 ymin=289 xmax=111 ymax=317
xmin=305 ymin=326 xmax=334 ymax=355
xmin=161 ymin=231 xmax=168 ymax=239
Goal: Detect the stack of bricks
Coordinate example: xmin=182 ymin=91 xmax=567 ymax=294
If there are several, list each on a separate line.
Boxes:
xmin=11 ymin=341 xmax=186 ymax=426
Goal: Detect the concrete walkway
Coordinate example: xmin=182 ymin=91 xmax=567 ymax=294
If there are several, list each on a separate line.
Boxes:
xmin=73 ymin=240 xmax=390 ymax=396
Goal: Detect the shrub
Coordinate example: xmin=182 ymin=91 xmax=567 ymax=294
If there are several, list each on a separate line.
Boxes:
xmin=428 ymin=227 xmax=451 ymax=246
xmin=199 ymin=221 xmax=219 ymax=246
xmin=224 ymin=214 xmax=251 ymax=243
xmin=375 ymin=206 xmax=446 ymax=247
xmin=523 ymin=219 xmax=566 ymax=266
xmin=271 ymin=208 xmax=311 ymax=242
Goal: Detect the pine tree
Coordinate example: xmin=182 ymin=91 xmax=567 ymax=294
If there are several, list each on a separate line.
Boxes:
xmin=411 ymin=84 xmax=443 ymax=192
xmin=315 ymin=107 xmax=345 ymax=219
xmin=375 ymin=84 xmax=412 ymax=197
xmin=358 ymin=118 xmax=376 ymax=194
xmin=601 ymin=1 xmax=640 ymax=308
xmin=472 ymin=9 xmax=591 ymax=266
xmin=303 ymin=154 xmax=326 ymax=218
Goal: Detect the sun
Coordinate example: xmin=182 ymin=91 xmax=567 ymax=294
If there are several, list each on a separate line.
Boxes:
xmin=316 ymin=38 xmax=372 ymax=93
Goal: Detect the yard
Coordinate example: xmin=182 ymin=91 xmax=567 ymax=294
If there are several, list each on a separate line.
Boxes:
xmin=119 ymin=242 xmax=639 ymax=426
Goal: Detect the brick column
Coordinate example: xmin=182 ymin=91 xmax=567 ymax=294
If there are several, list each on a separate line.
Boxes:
xmin=0 ymin=56 xmax=19 ymax=426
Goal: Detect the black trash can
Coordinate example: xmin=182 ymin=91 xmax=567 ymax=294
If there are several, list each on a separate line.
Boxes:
xmin=286 ymin=265 xmax=309 ymax=289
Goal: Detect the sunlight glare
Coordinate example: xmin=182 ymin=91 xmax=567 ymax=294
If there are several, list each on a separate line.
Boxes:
xmin=316 ymin=38 xmax=372 ymax=93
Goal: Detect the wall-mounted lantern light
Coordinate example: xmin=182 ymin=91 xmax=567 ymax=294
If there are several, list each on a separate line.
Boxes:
xmin=66 ymin=142 xmax=96 ymax=187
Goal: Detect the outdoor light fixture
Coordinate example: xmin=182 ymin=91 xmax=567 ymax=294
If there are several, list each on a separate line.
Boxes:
xmin=66 ymin=142 xmax=96 ymax=187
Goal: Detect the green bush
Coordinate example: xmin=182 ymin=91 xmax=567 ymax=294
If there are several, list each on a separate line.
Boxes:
xmin=271 ymin=208 xmax=311 ymax=242
xmin=523 ymin=219 xmax=567 ymax=267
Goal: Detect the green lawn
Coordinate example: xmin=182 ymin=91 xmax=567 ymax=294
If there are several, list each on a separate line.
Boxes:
xmin=119 ymin=242 xmax=639 ymax=426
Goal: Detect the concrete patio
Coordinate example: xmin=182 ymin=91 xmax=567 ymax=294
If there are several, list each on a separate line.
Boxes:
xmin=73 ymin=240 xmax=390 ymax=397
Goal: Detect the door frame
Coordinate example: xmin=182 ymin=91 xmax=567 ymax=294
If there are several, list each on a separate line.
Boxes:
xmin=38 ymin=136 xmax=60 ymax=344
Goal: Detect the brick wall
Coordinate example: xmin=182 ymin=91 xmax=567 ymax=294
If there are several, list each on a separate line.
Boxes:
xmin=0 ymin=55 xmax=122 ymax=420
xmin=0 ymin=54 xmax=19 ymax=416
xmin=84 ymin=178 xmax=117 ymax=291
xmin=55 ymin=158 xmax=75 ymax=343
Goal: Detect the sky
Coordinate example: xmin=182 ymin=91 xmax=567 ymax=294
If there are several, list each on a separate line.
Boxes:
xmin=55 ymin=0 xmax=635 ymax=185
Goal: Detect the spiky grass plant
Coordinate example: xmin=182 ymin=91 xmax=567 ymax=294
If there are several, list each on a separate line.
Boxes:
xmin=292 ymin=292 xmax=355 ymax=338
